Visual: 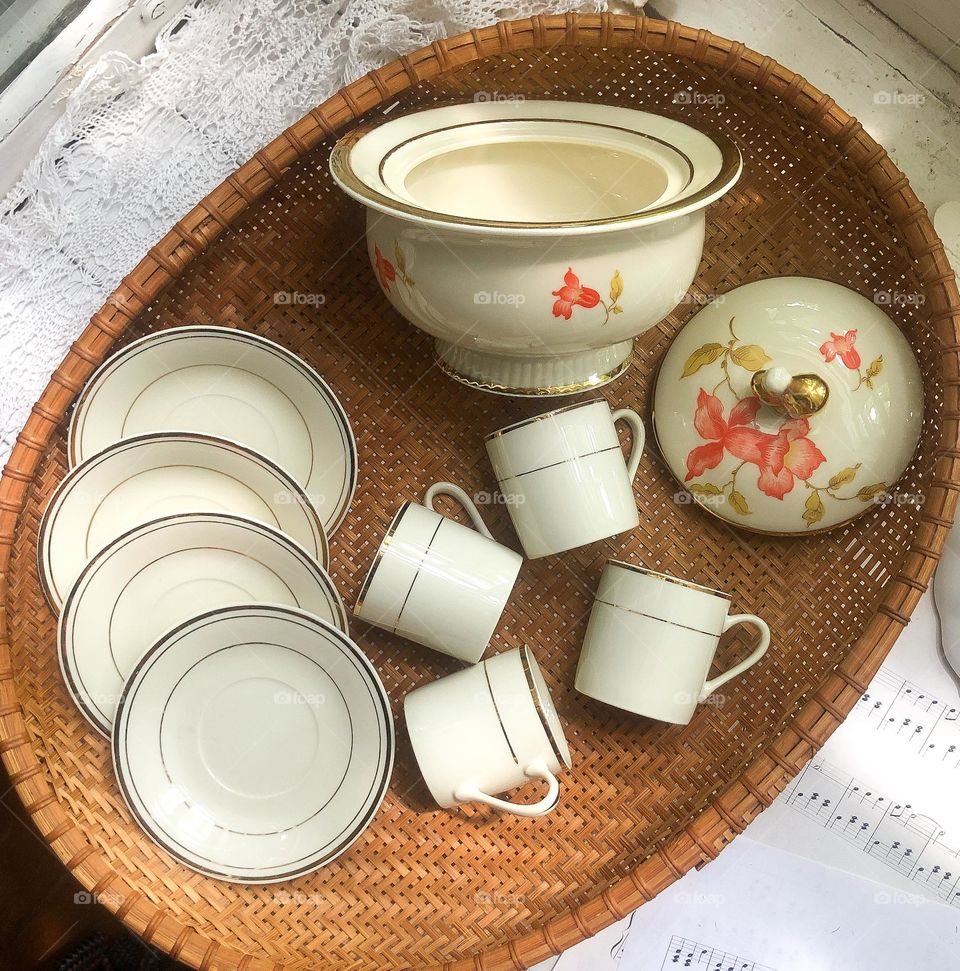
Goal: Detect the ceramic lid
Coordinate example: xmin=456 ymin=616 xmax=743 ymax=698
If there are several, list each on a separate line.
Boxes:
xmin=653 ymin=277 xmax=923 ymax=534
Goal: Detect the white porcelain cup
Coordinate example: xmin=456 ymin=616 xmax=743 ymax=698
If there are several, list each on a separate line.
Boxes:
xmin=354 ymin=482 xmax=522 ymax=663
xmin=575 ymin=560 xmax=771 ymax=724
xmin=404 ymin=646 xmax=572 ymax=815
xmin=485 ymin=399 xmax=645 ymax=558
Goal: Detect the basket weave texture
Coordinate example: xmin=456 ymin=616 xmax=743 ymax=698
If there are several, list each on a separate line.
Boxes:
xmin=2 ymin=13 xmax=959 ymax=971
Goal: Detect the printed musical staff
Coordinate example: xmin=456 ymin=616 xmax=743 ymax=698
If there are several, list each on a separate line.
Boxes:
xmin=854 ymin=668 xmax=960 ymax=764
xmin=784 ymin=758 xmax=960 ymax=905
xmin=660 ymin=935 xmax=777 ymax=971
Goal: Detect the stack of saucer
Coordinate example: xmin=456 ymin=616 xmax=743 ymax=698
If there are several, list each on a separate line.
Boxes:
xmin=41 ymin=325 xmax=393 ymax=884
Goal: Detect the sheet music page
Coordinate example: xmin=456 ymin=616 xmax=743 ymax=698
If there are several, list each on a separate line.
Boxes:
xmin=553 ymin=837 xmax=960 ymax=970
xmin=748 ymin=590 xmax=960 ymax=901
xmin=656 ymin=935 xmax=778 ymax=971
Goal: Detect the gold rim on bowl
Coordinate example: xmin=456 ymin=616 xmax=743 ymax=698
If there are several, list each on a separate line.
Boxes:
xmin=330 ymin=103 xmax=742 ymax=234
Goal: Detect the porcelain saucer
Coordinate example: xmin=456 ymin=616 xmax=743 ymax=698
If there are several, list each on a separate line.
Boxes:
xmin=60 ymin=513 xmax=348 ymax=736
xmin=39 ymin=432 xmax=327 ymax=611
xmin=69 ymin=326 xmax=357 ymax=533
xmin=112 ymin=604 xmax=394 ymax=883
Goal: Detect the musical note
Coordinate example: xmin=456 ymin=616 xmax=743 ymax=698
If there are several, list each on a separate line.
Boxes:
xmin=784 ymin=758 xmax=960 ymax=905
xmin=853 ymin=669 xmax=960 ymax=764
xmin=661 ymin=935 xmax=776 ymax=971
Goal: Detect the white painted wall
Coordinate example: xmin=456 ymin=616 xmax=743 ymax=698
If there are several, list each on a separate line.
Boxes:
xmin=870 ymin=0 xmax=960 ymax=75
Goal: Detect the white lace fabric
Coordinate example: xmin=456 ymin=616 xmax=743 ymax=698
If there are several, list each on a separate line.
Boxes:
xmin=0 ymin=0 xmax=602 ymax=461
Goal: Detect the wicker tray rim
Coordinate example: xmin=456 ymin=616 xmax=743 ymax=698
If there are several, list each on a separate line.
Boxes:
xmin=1 ymin=13 xmax=959 ymax=971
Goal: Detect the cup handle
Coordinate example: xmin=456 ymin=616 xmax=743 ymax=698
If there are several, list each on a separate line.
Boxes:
xmin=611 ymin=408 xmax=646 ymax=482
xmin=453 ymin=757 xmax=560 ymax=817
xmin=424 ymin=481 xmax=493 ymax=539
xmin=698 ymin=614 xmax=771 ymax=703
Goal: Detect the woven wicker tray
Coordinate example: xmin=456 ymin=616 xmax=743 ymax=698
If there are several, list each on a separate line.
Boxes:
xmin=2 ymin=13 xmax=959 ymax=971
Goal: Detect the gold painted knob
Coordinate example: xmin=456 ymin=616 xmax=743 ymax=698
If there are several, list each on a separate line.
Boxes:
xmin=751 ymin=366 xmax=829 ymax=419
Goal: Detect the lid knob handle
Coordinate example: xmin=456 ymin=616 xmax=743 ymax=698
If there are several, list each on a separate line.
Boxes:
xmin=751 ymin=367 xmax=829 ymax=419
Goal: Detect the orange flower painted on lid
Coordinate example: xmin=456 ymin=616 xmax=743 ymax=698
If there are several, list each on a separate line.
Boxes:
xmin=685 ymin=388 xmax=826 ymax=501
xmin=685 ymin=390 xmax=762 ymax=480
xmin=819 ymin=329 xmax=861 ymax=369
xmin=753 ymin=417 xmax=827 ymax=500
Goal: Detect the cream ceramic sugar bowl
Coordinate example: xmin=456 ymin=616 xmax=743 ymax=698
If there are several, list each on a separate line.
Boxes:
xmin=331 ymin=99 xmax=741 ymax=396
xmin=653 ymin=277 xmax=923 ymax=534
